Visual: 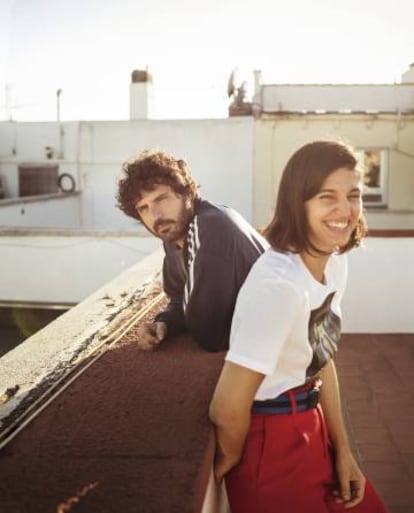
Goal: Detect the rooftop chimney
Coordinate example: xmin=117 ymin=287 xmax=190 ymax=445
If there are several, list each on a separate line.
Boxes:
xmin=253 ymin=70 xmax=262 ymax=96
xmin=401 ymin=63 xmax=414 ymax=83
xmin=130 ymin=69 xmax=153 ymax=119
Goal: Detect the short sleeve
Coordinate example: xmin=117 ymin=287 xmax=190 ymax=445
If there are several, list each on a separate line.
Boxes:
xmin=327 ymin=253 xmax=348 ymax=318
xmin=226 ymin=278 xmax=302 ymax=375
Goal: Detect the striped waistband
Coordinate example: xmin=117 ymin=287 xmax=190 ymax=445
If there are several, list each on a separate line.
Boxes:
xmin=252 ymin=381 xmax=321 ymax=415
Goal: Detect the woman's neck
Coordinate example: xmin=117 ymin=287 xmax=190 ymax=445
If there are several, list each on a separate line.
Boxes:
xmin=299 ymin=251 xmax=330 ymax=284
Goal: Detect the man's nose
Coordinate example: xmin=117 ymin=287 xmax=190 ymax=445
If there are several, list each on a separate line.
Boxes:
xmin=149 ymin=204 xmax=163 ymax=221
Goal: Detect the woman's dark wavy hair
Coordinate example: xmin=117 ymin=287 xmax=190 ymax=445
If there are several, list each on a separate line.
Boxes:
xmin=117 ymin=150 xmax=198 ymax=221
xmin=263 ymin=140 xmax=367 ymax=255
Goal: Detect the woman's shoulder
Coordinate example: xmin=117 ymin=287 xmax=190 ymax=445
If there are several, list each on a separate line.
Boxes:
xmin=242 ymin=248 xmax=303 ymax=292
xmin=253 ymin=248 xmax=302 ymax=276
xmin=326 ymin=252 xmax=348 ymax=283
xmin=235 ymin=249 xmax=304 ymax=313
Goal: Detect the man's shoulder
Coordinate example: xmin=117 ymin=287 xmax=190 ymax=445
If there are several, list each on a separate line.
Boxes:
xmin=195 ymin=198 xmax=234 ymax=222
xmin=194 ymin=199 xmax=259 ymax=238
xmin=187 ymin=198 xmax=268 ymax=258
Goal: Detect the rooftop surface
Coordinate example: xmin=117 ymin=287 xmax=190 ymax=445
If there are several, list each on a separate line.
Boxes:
xmin=0 ymin=331 xmax=223 ymax=513
xmin=337 ymin=333 xmax=414 ymax=513
xmin=0 ymin=328 xmax=412 ymax=512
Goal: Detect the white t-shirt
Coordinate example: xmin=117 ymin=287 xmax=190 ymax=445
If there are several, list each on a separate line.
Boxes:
xmin=225 ymin=248 xmax=348 ymax=400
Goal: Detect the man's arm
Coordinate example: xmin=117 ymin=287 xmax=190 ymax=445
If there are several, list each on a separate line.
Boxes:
xmin=153 ymin=252 xmax=187 ymax=337
xmin=136 ymin=252 xmax=187 ymax=351
xmin=184 ymin=249 xmax=247 ymax=352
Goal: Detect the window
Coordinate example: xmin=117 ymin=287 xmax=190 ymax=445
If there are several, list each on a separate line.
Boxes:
xmin=357 ymin=148 xmax=388 ymax=207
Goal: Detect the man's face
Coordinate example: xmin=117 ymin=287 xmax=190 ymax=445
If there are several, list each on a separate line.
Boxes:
xmin=135 ymin=184 xmax=193 ymax=245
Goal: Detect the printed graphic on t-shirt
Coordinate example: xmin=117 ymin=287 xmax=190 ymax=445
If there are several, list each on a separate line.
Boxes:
xmin=306 ymin=292 xmax=341 ymax=377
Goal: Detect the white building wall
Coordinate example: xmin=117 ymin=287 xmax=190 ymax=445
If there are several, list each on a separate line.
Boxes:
xmin=0 ymin=195 xmax=81 ymax=227
xmin=0 ymin=121 xmax=81 ymax=197
xmin=0 ymin=230 xmax=412 ymax=332
xmin=0 ymin=121 xmax=80 ymax=161
xmin=0 ymin=231 xmax=160 ymax=304
xmin=343 ymin=237 xmax=414 ymax=333
xmin=0 ymin=117 xmax=254 ymax=306
xmin=0 ymin=117 xmax=254 ymax=228
xmin=77 ymin=118 xmax=254 ymax=228
xmin=253 ymin=115 xmax=414 ymax=229
xmin=261 ymin=84 xmax=414 ymax=113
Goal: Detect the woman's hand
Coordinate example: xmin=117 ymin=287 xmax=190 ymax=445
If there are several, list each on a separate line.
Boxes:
xmin=209 ymin=362 xmax=265 ymax=484
xmin=333 ymin=448 xmax=366 ymax=508
xmin=213 ymin=448 xmax=239 ymax=484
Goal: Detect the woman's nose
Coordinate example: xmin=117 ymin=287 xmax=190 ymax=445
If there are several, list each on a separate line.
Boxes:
xmin=336 ymin=199 xmax=352 ymax=216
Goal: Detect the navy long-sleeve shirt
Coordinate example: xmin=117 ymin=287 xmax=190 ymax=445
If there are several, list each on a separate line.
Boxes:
xmin=155 ymin=198 xmax=268 ymax=352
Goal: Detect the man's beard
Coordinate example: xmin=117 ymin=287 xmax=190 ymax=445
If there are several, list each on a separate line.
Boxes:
xmin=151 ymin=203 xmax=193 ymax=244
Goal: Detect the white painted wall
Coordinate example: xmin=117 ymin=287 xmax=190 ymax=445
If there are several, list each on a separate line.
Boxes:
xmin=0 ymin=230 xmax=412 ymax=332
xmin=261 ymin=84 xmax=414 ymax=113
xmin=342 ymin=237 xmax=414 ymax=333
xmin=0 ymin=118 xmax=254 ymax=306
xmin=0 ymin=121 xmax=80 ymax=161
xmin=253 ymin=115 xmax=414 ymax=228
xmin=0 ymin=231 xmax=160 ymax=304
xmin=78 ymin=118 xmax=254 ymax=228
xmin=0 ymin=195 xmax=81 ymax=227
xmin=0 ymin=117 xmax=254 ymax=229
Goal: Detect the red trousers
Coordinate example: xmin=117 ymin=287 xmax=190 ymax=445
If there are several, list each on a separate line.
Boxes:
xmin=225 ymin=406 xmax=389 ymax=513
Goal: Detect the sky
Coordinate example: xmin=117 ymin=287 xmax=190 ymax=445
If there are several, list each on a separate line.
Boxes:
xmin=1 ymin=0 xmax=413 ymax=121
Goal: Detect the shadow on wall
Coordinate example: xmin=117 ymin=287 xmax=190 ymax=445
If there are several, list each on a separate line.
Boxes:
xmin=0 ymin=307 xmax=68 ymax=357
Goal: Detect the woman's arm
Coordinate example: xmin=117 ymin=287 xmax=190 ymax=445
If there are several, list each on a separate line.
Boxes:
xmin=209 ymin=361 xmax=265 ymax=483
xmin=320 ymin=359 xmax=366 ymax=508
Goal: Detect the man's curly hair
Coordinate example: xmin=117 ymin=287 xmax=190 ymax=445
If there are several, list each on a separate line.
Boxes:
xmin=116 ymin=150 xmax=199 ymax=221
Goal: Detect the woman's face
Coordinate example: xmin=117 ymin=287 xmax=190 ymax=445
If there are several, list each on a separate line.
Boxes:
xmin=304 ymin=167 xmax=362 ymax=254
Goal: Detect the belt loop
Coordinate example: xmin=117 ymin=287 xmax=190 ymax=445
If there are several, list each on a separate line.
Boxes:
xmin=287 ymin=389 xmax=297 ymax=414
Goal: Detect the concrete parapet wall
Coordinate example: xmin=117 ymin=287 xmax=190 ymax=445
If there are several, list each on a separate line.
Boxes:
xmin=0 ymin=249 xmax=164 ymax=428
xmin=343 ymin=235 xmax=414 ymax=333
xmin=0 ymin=228 xmax=160 ymax=304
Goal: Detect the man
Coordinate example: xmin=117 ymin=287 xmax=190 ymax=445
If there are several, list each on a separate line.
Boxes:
xmin=117 ymin=150 xmax=267 ymax=352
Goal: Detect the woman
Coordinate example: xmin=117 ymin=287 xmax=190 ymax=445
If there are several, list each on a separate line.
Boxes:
xmin=209 ymin=141 xmax=388 ymax=512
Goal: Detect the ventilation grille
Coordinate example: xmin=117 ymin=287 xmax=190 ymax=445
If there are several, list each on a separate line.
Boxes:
xmin=18 ymin=164 xmax=59 ymax=197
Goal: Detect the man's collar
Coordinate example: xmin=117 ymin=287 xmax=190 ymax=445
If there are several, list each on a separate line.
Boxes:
xmin=192 ymin=196 xmax=202 ymax=215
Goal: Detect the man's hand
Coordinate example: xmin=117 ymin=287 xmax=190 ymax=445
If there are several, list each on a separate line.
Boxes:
xmin=137 ymin=321 xmax=167 ymax=351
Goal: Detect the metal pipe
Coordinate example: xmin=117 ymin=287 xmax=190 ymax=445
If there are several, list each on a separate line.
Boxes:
xmin=56 ymin=89 xmax=63 ymax=158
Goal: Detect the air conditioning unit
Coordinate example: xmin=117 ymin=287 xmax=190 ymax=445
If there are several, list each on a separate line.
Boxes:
xmin=18 ymin=164 xmax=59 ymax=197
